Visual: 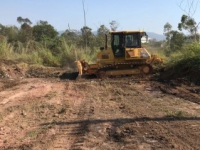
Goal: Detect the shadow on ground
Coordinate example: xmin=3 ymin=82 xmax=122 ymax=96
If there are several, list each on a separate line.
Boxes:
xmin=41 ymin=116 xmax=200 ymax=127
xmin=59 ymin=72 xmax=79 ymax=80
xmin=59 ymin=72 xmax=97 ymax=80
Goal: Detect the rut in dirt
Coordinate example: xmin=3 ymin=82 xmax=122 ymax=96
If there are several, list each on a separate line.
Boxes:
xmin=50 ymin=104 xmax=90 ymax=149
xmin=42 ymin=82 xmax=94 ymax=150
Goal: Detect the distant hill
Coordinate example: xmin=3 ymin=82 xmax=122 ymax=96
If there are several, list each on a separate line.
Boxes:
xmin=58 ymin=30 xmax=165 ymax=41
xmin=147 ymin=32 xmax=165 ymax=41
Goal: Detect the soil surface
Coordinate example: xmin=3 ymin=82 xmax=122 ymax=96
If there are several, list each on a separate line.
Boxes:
xmin=0 ymin=60 xmax=200 ymax=150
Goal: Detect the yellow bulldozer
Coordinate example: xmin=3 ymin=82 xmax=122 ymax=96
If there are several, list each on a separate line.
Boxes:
xmin=75 ymin=30 xmax=162 ymax=78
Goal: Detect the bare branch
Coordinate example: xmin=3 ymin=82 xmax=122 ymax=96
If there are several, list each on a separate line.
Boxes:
xmin=196 ymin=22 xmax=200 ymax=28
xmin=191 ymin=0 xmax=198 ymax=17
xmin=82 ymin=0 xmax=86 ymax=26
xmin=178 ymin=0 xmax=189 ymax=16
xmin=178 ymin=0 xmax=198 ymax=17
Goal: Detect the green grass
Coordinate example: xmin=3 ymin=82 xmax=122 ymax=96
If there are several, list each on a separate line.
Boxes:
xmin=26 ymin=130 xmax=40 ymax=138
xmin=26 ymin=128 xmax=47 ymax=138
xmin=167 ymin=42 xmax=200 ymax=65
xmin=0 ymin=38 xmax=15 ymax=59
xmin=0 ymin=38 xmax=98 ymax=69
xmin=165 ymin=110 xmax=185 ymax=118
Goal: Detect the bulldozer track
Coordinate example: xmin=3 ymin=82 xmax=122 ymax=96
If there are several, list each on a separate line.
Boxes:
xmin=99 ymin=61 xmax=150 ymax=70
xmin=96 ymin=62 xmax=153 ymax=78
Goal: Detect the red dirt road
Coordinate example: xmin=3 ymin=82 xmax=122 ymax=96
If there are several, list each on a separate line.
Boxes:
xmin=0 ymin=74 xmax=199 ymax=150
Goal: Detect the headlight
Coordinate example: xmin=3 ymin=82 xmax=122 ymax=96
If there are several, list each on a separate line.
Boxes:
xmin=97 ymin=59 xmax=101 ymax=62
xmin=140 ymin=49 xmax=149 ymax=58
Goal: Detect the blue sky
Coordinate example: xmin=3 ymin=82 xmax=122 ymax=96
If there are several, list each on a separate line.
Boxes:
xmin=0 ymin=0 xmax=200 ymax=34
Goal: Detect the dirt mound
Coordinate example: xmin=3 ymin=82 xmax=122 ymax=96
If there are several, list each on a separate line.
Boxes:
xmin=26 ymin=65 xmax=63 ymax=78
xmin=159 ymin=68 xmax=200 ymax=85
xmin=0 ymin=59 xmax=26 ymax=79
xmin=157 ymin=58 xmax=200 ymax=85
xmin=0 ymin=59 xmax=65 ymax=79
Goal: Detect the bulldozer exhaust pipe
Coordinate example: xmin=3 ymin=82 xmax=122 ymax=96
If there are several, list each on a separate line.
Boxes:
xmin=105 ymin=34 xmax=108 ymax=50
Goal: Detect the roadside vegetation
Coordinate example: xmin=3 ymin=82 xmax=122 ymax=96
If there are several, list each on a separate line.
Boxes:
xmin=163 ymin=42 xmax=200 ymax=84
xmin=0 ymin=19 xmax=106 ymax=69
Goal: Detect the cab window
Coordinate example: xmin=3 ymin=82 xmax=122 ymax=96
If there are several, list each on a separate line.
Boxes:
xmin=111 ymin=34 xmax=124 ymax=57
xmin=125 ymin=34 xmax=140 ymax=48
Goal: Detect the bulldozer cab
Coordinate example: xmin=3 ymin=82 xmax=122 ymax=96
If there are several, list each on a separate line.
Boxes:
xmin=111 ymin=31 xmax=147 ymax=58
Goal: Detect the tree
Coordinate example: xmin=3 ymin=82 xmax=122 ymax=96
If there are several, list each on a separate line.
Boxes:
xmin=80 ymin=26 xmax=93 ymax=48
xmin=97 ymin=25 xmax=109 ymax=36
xmin=32 ymin=20 xmax=58 ymax=42
xmin=38 ymin=20 xmax=48 ymax=26
xmin=178 ymin=0 xmax=200 ymax=41
xmin=169 ymin=30 xmax=185 ymax=51
xmin=17 ymin=16 xmax=33 ymax=42
xmin=109 ymin=20 xmax=119 ymax=31
xmin=0 ymin=24 xmax=19 ymax=42
xmin=17 ymin=17 xmax=23 ymax=25
xmin=61 ymin=29 xmax=81 ymax=45
xmin=178 ymin=14 xmax=197 ymax=41
xmin=17 ymin=16 xmax=32 ymax=25
xmin=164 ymin=23 xmax=172 ymax=39
xmin=163 ymin=23 xmax=185 ymax=55
xmin=164 ymin=22 xmax=172 ymax=45
xmin=96 ymin=25 xmax=109 ymax=47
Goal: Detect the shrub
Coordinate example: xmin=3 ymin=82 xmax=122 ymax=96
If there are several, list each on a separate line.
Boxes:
xmin=163 ymin=42 xmax=200 ymax=84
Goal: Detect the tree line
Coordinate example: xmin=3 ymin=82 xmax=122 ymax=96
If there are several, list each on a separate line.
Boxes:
xmin=0 ymin=1 xmax=199 ymax=68
xmin=0 ymin=17 xmax=120 ymax=50
xmin=163 ymin=0 xmax=200 ymax=56
xmin=0 ymin=17 xmax=120 ymax=67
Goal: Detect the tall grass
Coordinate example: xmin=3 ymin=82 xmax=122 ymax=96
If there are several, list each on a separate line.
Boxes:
xmin=0 ymin=38 xmax=98 ymax=69
xmin=0 ymin=38 xmax=15 ymax=59
xmin=59 ymin=38 xmax=98 ymax=69
xmin=143 ymin=44 xmax=167 ymax=61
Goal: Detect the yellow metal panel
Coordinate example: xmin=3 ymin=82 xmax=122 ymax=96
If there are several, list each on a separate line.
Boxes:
xmin=126 ymin=48 xmax=141 ymax=58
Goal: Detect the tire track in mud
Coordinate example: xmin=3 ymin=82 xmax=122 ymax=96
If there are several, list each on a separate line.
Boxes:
xmin=158 ymin=84 xmax=200 ymax=104
xmin=69 ymin=100 xmax=90 ymax=150
xmin=148 ymin=120 xmax=200 ymax=149
xmin=48 ymin=82 xmax=92 ymax=150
